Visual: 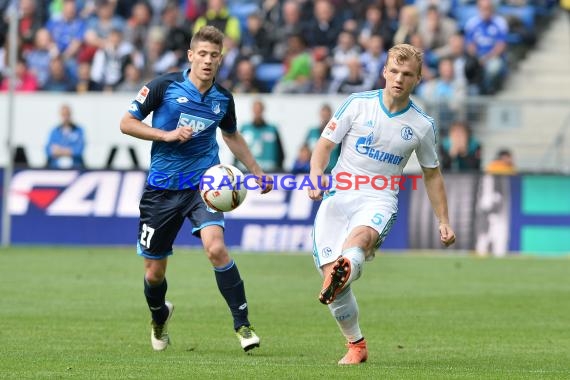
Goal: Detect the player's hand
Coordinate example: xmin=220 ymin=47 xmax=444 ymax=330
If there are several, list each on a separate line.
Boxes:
xmin=164 ymin=127 xmax=192 ymax=143
xmin=308 ymin=173 xmax=328 ymax=201
xmin=439 ymin=223 xmax=456 ymax=247
xmin=255 ymin=174 xmax=273 ymax=194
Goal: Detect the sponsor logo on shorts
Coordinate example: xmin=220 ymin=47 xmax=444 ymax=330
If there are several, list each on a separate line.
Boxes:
xmin=322 ymin=247 xmax=333 ymax=258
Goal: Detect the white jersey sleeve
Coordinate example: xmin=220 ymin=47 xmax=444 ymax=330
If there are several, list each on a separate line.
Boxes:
xmin=415 ymin=119 xmax=439 ymax=168
xmin=321 ymin=95 xmax=357 ymax=144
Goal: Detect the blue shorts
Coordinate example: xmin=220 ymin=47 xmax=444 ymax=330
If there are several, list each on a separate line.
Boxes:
xmin=137 ymin=185 xmax=224 ymax=259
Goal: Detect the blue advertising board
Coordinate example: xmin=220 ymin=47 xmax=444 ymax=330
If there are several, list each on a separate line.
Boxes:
xmin=3 ymin=169 xmax=568 ymax=254
xmin=0 ymin=169 xmax=409 ymax=251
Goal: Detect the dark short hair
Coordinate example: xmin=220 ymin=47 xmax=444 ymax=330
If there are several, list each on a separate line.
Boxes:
xmin=427 ymin=4 xmax=439 ymax=13
xmin=288 ymin=33 xmax=307 ymax=46
xmin=497 ymin=149 xmax=512 ymax=158
xmin=449 ymin=120 xmax=472 ymax=137
xmin=190 ymin=25 xmax=224 ymax=49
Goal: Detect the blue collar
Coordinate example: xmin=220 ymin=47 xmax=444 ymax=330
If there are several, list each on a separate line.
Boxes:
xmin=379 ymin=89 xmax=411 ymax=118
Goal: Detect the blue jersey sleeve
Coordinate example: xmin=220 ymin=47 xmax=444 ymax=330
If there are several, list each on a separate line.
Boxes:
xmin=128 ymin=73 xmax=180 ymax=120
xmin=219 ymin=94 xmax=237 ymax=134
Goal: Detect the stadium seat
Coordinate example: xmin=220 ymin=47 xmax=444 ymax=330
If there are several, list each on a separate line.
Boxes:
xmin=455 ymin=4 xmax=536 ymax=45
xmin=229 ymin=2 xmax=259 ymax=34
xmin=255 ymin=63 xmax=284 ymax=91
xmin=499 ymin=5 xmax=535 ymax=30
xmin=500 ymin=6 xmax=536 ymax=45
xmin=453 ymin=5 xmax=479 ymax=31
xmin=533 ymin=0 xmax=558 ymax=18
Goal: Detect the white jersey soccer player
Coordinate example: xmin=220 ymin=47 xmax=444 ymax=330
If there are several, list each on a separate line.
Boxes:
xmin=308 ymin=44 xmax=456 ymax=365
xmin=313 ymin=89 xmax=439 ymax=267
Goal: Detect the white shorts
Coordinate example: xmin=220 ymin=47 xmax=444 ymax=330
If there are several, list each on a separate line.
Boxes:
xmin=312 ymin=190 xmax=397 ymax=269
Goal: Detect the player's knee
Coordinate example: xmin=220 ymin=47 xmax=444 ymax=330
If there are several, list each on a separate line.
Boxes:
xmin=144 ymin=260 xmax=166 ymax=284
xmin=145 ymin=269 xmax=165 ymax=284
xmin=204 ymin=240 xmax=228 ymax=264
xmin=348 ymin=228 xmax=377 ymax=251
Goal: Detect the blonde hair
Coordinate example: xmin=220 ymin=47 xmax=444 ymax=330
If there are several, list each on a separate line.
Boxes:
xmin=387 ymin=43 xmax=423 ymax=76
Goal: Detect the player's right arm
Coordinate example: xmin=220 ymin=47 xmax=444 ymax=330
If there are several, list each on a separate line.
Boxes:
xmin=308 ymin=137 xmax=336 ymax=200
xmin=421 ymin=165 xmax=456 ymax=247
xmin=308 ymin=95 xmax=356 ymax=200
xmin=120 ymin=74 xmax=192 ymax=143
xmin=120 ymin=113 xmax=192 ymax=143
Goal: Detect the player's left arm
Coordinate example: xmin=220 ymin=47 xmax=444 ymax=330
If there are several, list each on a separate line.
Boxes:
xmin=222 ymin=130 xmax=273 ymax=194
xmin=415 ymin=118 xmax=455 ymax=246
xmin=421 ymin=165 xmax=456 ymax=247
xmin=219 ymin=94 xmax=272 ymax=193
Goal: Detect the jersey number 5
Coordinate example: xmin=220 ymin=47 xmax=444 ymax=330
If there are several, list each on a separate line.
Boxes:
xmin=140 ymin=223 xmax=155 ymax=249
xmin=371 ymin=213 xmax=384 ymax=226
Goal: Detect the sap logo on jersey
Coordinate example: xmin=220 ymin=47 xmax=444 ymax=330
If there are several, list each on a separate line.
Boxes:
xmin=177 ymin=113 xmax=215 ymax=135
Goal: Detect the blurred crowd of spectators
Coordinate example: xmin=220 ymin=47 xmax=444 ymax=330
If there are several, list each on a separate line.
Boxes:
xmin=0 ymin=0 xmax=557 ymax=174
xmin=0 ymin=0 xmax=556 ymax=97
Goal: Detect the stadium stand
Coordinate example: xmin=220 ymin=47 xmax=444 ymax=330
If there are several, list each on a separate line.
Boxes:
xmin=255 ymin=62 xmax=284 ymax=91
xmin=0 ymin=0 xmax=563 ymax=172
xmin=481 ymin=9 xmax=570 ymax=172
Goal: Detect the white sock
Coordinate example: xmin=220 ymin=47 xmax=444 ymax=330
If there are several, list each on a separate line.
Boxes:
xmin=328 ymin=286 xmax=362 ymax=342
xmin=342 ymin=247 xmax=365 ymax=285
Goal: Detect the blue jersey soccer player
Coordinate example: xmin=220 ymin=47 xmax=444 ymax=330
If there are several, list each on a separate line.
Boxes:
xmin=308 ymin=44 xmax=456 ymax=364
xmin=120 ymin=26 xmax=272 ymax=352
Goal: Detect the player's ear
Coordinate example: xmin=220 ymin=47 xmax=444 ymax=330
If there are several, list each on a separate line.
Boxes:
xmin=382 ymin=65 xmax=387 ymax=79
xmin=187 ymin=49 xmax=193 ymax=63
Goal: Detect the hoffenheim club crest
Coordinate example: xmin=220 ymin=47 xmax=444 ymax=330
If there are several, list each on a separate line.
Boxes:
xmin=211 ymin=101 xmax=221 ymax=114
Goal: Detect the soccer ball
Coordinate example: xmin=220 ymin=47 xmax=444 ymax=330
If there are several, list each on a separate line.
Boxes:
xmin=200 ymin=164 xmax=247 ymax=212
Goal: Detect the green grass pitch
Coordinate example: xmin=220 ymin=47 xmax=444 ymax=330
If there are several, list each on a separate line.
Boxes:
xmin=1 ymin=247 xmax=569 ymax=379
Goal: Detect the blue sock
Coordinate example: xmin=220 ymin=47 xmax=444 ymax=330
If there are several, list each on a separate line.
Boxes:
xmin=214 ymin=260 xmax=249 ymax=330
xmin=144 ymin=277 xmax=169 ymax=324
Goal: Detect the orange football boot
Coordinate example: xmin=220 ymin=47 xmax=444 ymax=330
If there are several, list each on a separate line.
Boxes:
xmin=319 ymin=257 xmax=351 ymax=305
xmin=338 ymin=339 xmax=368 ymax=365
